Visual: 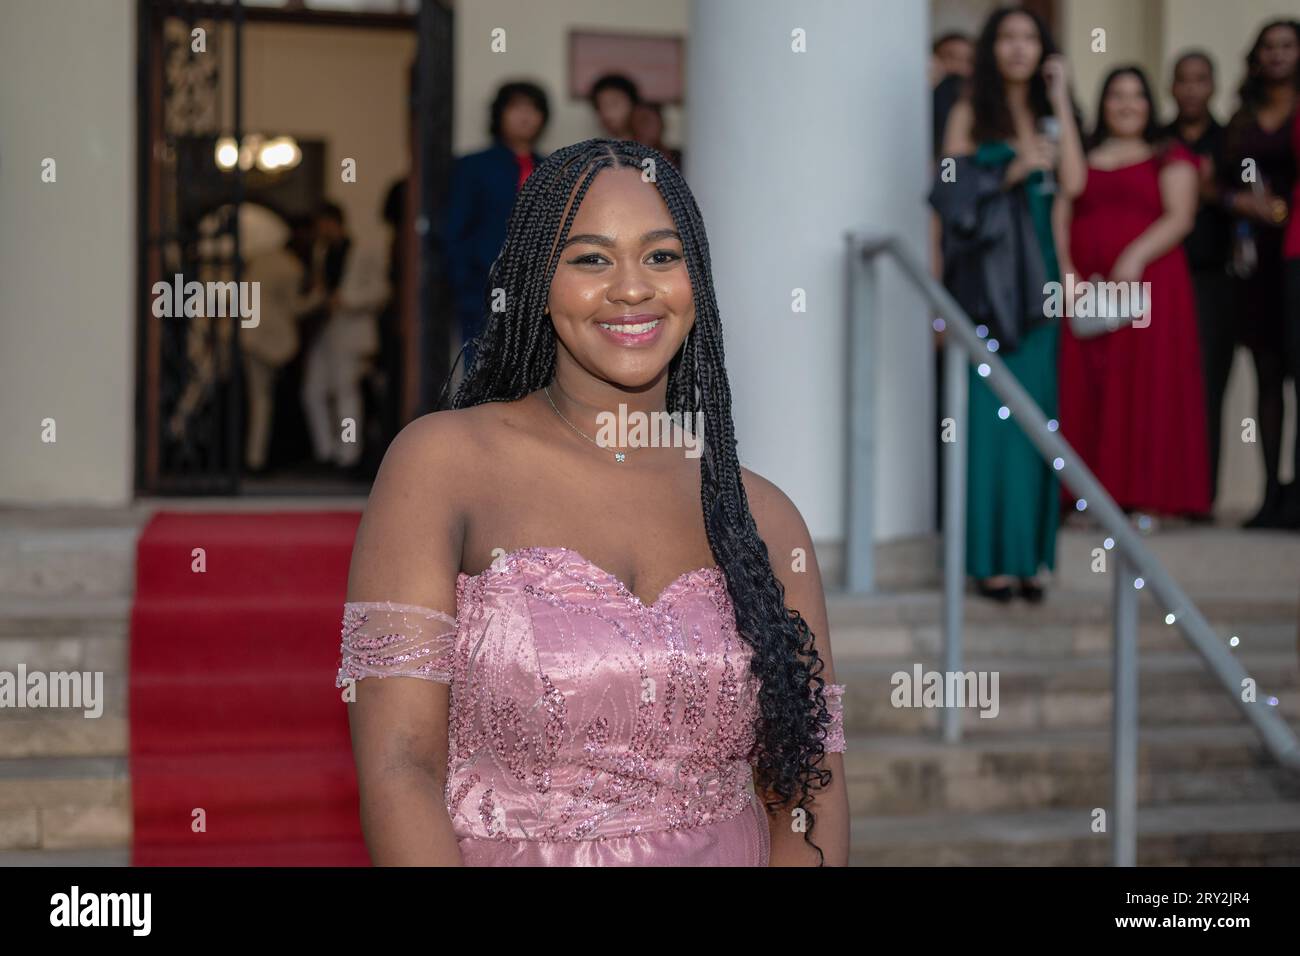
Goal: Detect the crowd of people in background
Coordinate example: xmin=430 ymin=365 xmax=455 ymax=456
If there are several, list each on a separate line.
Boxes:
xmin=324 ymin=11 xmax=1299 ymax=602
xmin=930 ymin=7 xmax=1300 ymax=603
xmin=220 ymin=71 xmax=678 ymax=485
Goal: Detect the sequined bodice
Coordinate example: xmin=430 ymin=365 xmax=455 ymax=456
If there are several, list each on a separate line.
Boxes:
xmin=336 ymin=545 xmax=844 ymax=866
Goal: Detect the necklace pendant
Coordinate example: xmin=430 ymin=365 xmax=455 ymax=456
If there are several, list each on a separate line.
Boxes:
xmin=614 ymin=452 xmax=626 ymax=463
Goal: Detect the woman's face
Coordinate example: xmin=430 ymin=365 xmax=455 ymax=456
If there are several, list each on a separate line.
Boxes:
xmin=547 ymin=166 xmax=695 ymax=390
xmin=993 ymin=12 xmax=1042 ymax=84
xmin=501 ymin=95 xmax=544 ymax=144
xmin=1171 ymin=56 xmax=1213 ymax=119
xmin=1257 ymin=25 xmax=1299 ymax=83
xmin=1103 ymin=73 xmax=1149 ymax=139
xmin=595 ymin=89 xmax=635 ymax=137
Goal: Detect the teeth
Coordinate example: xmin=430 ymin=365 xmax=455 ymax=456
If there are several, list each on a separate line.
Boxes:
xmin=599 ymin=320 xmax=660 ymax=334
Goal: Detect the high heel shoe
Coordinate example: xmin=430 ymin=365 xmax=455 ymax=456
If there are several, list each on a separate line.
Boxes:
xmin=1018 ymin=578 xmax=1046 ymax=603
xmin=1244 ymin=481 xmax=1286 ymax=529
xmin=976 ymin=578 xmax=1015 ymax=603
xmin=1277 ymin=482 xmax=1300 ymax=530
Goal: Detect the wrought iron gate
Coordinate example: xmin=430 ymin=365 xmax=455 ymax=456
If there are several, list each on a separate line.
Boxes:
xmin=136 ymin=0 xmax=246 ymax=493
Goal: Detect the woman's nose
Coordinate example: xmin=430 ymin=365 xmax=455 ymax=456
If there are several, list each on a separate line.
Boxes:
xmin=608 ymin=263 xmax=656 ymax=303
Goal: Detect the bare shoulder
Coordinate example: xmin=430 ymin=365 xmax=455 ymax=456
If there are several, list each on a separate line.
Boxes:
xmin=741 ymin=465 xmax=815 ymax=560
xmin=347 ymin=402 xmax=515 ymax=605
xmin=739 ymin=466 xmax=834 ymax=666
xmin=377 ymin=400 xmax=518 ymax=487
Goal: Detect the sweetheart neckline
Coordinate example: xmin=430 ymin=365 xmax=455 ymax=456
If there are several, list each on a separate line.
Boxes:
xmin=456 ymin=545 xmax=725 ymax=612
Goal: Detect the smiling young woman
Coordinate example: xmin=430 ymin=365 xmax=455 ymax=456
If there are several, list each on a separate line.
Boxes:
xmin=335 ymin=138 xmax=848 ymax=867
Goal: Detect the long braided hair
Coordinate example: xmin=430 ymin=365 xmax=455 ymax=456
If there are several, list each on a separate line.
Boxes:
xmin=442 ymin=138 xmax=838 ymax=863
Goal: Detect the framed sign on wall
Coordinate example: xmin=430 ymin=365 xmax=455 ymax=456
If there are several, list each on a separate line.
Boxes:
xmin=568 ymin=30 xmax=685 ymax=104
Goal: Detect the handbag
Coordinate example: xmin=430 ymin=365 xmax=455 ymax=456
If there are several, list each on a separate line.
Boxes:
xmin=1067 ymin=272 xmax=1147 ymax=338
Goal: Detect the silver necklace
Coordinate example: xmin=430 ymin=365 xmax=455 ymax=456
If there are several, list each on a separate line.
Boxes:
xmin=543 ymin=386 xmax=626 ymax=462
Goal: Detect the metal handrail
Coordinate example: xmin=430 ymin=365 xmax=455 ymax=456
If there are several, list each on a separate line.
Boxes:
xmin=845 ymin=231 xmax=1300 ymax=866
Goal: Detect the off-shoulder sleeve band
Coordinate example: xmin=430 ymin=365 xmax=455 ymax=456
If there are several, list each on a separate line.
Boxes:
xmin=336 ymin=601 xmax=458 ymax=687
xmin=819 ymin=682 xmax=846 ymax=754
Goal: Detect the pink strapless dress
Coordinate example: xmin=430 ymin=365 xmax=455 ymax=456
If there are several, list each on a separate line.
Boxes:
xmin=335 ymin=545 xmax=844 ymax=866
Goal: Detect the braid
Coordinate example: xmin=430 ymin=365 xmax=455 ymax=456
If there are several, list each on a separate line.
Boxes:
xmin=443 ymin=138 xmax=838 ymax=864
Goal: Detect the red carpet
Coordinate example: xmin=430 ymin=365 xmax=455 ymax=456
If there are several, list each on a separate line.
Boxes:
xmin=129 ymin=510 xmax=370 ymax=866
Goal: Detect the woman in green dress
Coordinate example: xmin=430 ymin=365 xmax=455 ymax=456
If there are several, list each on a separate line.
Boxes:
xmin=939 ymin=6 xmax=1086 ymax=601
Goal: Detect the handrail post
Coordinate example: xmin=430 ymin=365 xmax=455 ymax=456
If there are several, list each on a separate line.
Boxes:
xmin=1112 ymin=552 xmax=1139 ymax=866
xmin=845 ymin=237 xmax=876 ymax=593
xmin=941 ymin=334 xmax=967 ymax=744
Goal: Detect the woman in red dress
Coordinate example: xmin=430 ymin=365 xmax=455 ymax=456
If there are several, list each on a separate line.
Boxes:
xmin=1059 ymin=66 xmax=1211 ymax=518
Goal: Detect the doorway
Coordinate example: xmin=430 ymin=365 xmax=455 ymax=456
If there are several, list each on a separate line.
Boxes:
xmin=134 ymin=0 xmax=452 ymax=495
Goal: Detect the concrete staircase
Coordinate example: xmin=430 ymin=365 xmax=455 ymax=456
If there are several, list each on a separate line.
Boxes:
xmin=0 ymin=506 xmax=1297 ymax=865
xmin=834 ymin=524 xmax=1300 ymax=865
xmin=0 ymin=501 xmax=363 ymax=866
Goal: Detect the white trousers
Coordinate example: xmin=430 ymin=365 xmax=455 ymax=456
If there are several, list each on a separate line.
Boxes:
xmin=301 ymin=317 xmax=372 ymax=467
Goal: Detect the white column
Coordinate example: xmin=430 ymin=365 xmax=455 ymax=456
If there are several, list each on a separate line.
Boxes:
xmin=686 ymin=0 xmax=933 ymax=546
xmin=0 ymin=0 xmax=135 ymax=504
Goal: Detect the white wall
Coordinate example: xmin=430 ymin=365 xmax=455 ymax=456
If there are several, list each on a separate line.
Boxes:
xmin=450 ymin=0 xmax=689 ymax=156
xmin=0 ymin=0 xmax=135 ymax=505
xmin=688 ymin=0 xmax=933 ymax=543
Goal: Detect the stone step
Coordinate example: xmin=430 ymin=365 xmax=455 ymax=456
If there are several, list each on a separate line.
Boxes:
xmin=848 ymin=800 xmax=1300 ymax=865
xmin=1053 ymin=524 xmax=1300 ymax=596
xmin=0 ymin=522 xmax=141 ymax=599
xmin=0 ymin=756 xmax=130 ymax=851
xmin=852 ymin=525 xmax=1300 ymax=595
xmin=841 ymin=724 xmax=1300 ymax=817
xmin=0 ymin=594 xmax=131 ymax=638
xmin=829 ymin=601 xmax=1297 ymax=661
xmin=0 ymin=714 xmax=128 ymax=759
xmin=828 ymin=588 xmax=1298 ymax=632
xmin=0 ymin=847 xmax=130 ymax=866
xmin=833 ymin=649 xmax=1300 ymax=734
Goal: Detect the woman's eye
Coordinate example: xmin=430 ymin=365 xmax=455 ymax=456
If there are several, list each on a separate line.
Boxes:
xmin=568 ymin=251 xmax=681 ymax=266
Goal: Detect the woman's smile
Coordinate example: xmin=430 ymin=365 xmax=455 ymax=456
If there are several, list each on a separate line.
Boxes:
xmin=594 ymin=313 xmax=665 ymax=346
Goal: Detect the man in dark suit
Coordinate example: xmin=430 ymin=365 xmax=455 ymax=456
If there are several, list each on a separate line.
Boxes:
xmin=438 ymin=81 xmax=550 ymax=372
xmin=1162 ymin=50 xmax=1233 ymax=508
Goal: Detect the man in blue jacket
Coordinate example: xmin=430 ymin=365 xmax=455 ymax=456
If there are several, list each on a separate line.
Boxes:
xmin=439 ymin=81 xmax=549 ymax=372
